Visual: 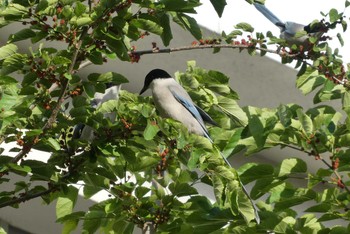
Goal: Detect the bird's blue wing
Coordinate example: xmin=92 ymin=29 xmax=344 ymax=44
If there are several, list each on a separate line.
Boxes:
xmin=170 ymin=89 xmax=212 ymax=141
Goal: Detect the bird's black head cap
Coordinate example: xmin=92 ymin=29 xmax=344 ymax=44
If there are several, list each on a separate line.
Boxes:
xmin=139 ymin=69 xmax=172 ymax=94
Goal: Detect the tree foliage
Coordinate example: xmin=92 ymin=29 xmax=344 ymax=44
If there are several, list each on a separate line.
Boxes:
xmin=0 ymin=0 xmax=350 ymax=233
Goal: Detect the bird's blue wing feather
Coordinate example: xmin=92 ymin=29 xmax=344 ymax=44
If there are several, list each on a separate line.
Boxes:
xmin=170 ymin=89 xmax=212 ymax=141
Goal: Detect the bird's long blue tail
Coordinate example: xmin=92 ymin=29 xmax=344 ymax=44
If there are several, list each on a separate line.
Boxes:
xmin=254 ymin=3 xmax=284 ymax=28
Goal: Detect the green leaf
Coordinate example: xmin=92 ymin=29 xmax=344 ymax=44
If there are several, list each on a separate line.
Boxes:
xmin=342 ymin=91 xmax=350 ymax=115
xmin=132 ymin=18 xmax=163 ymax=35
xmin=75 ymin=16 xmax=93 ymax=26
xmin=274 ymin=188 xmax=316 ymax=211
xmin=82 ymin=81 xmax=96 ymax=98
xmin=82 ymin=210 xmax=104 ymax=233
xmin=143 ymin=119 xmax=159 ymax=140
xmin=161 ymin=0 xmax=201 ymax=12
xmin=329 ymin=8 xmax=339 ymax=23
xmin=296 ymin=109 xmax=313 ymax=135
xmin=88 ymin=51 xmax=103 ymax=65
xmin=25 ymin=129 xmax=43 ymax=136
xmin=0 ymin=43 xmax=17 ymax=60
xmin=248 ymin=115 xmax=266 ymax=149
xmin=22 ymin=160 xmax=57 ymax=180
xmin=169 ymin=182 xmax=198 ymax=197
xmin=1 ymin=53 xmax=25 ymax=75
xmin=304 ymin=203 xmax=331 ymax=212
xmin=74 ymin=1 xmax=86 ymax=16
xmin=296 ymin=67 xmax=325 ymax=95
xmin=88 ymin=72 xmax=129 ymax=84
xmin=35 ymin=0 xmax=48 ymax=13
xmin=7 ymin=163 xmax=31 ymax=175
xmin=209 ymin=0 xmax=226 ymax=17
xmin=217 ymin=96 xmax=248 ymax=126
xmin=221 ymin=128 xmax=243 ymax=157
xmin=277 ymin=104 xmax=292 ymax=127
xmin=0 ymin=75 xmax=17 ymax=85
xmin=62 ymin=219 xmax=79 ymax=234
xmin=235 ymin=22 xmax=254 ymax=33
xmin=313 ymin=81 xmax=343 ymax=104
xmin=239 ymin=163 xmax=274 ymax=184
xmin=176 ymin=13 xmax=202 ymax=40
xmin=278 ymin=158 xmax=307 ymax=177
xmin=56 ymin=186 xmax=79 ymax=220
xmin=53 ymin=56 xmax=71 ymax=65
xmin=337 ymin=32 xmax=344 ymax=46
xmin=47 ymin=137 xmax=61 ymax=150
xmin=8 ymin=28 xmax=36 ymax=42
xmin=159 ymin=13 xmax=173 ymax=46
xmin=0 ymin=4 xmax=28 ymax=20
xmin=105 ymin=37 xmax=130 ymax=61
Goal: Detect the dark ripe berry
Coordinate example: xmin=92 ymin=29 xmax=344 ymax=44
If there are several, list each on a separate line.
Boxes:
xmin=30 ymin=20 xmax=38 ymax=25
xmin=60 ymin=19 xmax=65 ymax=25
xmin=42 ymin=16 xmax=48 ymax=21
xmin=22 ymin=21 xmax=27 ymax=25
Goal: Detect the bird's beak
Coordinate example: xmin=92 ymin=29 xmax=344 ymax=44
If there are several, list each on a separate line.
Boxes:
xmin=139 ymin=86 xmax=147 ymax=95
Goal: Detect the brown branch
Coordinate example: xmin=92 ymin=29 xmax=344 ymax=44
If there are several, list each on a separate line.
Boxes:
xmin=75 ymin=44 xmax=298 ymax=74
xmin=132 ymin=44 xmax=295 ymax=57
xmin=0 ymin=187 xmax=56 ymax=209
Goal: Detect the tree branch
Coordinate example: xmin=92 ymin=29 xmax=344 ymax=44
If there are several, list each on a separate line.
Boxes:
xmin=132 ymin=44 xmax=295 ymax=57
xmin=0 ymin=187 xmax=56 ymax=209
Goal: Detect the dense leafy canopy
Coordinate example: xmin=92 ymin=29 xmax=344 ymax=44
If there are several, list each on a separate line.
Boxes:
xmin=0 ymin=0 xmax=350 ymax=233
